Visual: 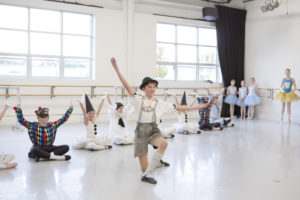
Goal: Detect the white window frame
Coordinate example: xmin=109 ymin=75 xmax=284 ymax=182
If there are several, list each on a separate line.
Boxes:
xmin=0 ymin=3 xmax=94 ymax=80
xmin=156 ymin=22 xmax=221 ymax=83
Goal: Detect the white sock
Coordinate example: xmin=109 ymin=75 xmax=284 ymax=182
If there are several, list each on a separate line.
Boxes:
xmin=49 ymin=152 xmax=65 ymax=160
xmin=144 ymin=152 xmax=163 ymax=176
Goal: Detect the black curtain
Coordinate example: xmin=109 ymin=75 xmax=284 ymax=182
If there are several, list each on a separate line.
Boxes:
xmin=215 ymin=5 xmax=247 ymax=117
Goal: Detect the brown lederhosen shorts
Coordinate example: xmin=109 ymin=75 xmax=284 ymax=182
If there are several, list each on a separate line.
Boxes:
xmin=134 ymin=122 xmax=162 ymax=157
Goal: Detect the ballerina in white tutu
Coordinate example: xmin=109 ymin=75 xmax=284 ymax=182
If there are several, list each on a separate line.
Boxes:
xmin=244 ymin=77 xmax=261 ymax=120
xmin=105 ymin=94 xmax=135 ymax=145
xmin=224 ymin=79 xmax=238 ymax=119
xmin=236 ymin=80 xmax=248 ymax=120
xmin=0 ymin=104 xmax=18 ymax=169
xmin=73 ymin=94 xmax=112 ymax=151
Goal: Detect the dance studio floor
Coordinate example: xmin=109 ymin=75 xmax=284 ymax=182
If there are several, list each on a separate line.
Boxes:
xmin=1 ymin=119 xmax=300 ymax=200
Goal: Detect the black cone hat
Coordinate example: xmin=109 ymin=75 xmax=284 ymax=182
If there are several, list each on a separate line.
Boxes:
xmin=180 ymin=91 xmax=187 ymax=105
xmin=84 ymin=94 xmax=95 ymax=113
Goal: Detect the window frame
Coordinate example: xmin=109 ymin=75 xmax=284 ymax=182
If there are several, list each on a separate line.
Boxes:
xmin=156 ymin=22 xmax=221 ymax=83
xmin=0 ymin=3 xmax=94 ymax=80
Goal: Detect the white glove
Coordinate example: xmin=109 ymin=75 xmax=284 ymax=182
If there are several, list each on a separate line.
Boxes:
xmin=69 ymin=99 xmax=73 ymax=107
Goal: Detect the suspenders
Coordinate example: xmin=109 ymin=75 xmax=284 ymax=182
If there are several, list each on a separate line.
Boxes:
xmin=137 ymin=96 xmax=158 ymax=124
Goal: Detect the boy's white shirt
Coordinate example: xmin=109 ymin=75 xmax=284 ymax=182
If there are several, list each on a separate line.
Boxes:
xmin=130 ymin=94 xmax=176 ymax=123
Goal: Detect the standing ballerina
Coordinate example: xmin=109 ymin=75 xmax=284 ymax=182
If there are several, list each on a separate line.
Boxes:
xmin=236 ymin=80 xmax=248 ymax=120
xmin=244 ymin=77 xmax=261 ymax=120
xmin=224 ymin=79 xmax=238 ymax=119
xmin=274 ymin=68 xmax=300 ymax=123
xmin=0 ymin=104 xmax=18 ymax=169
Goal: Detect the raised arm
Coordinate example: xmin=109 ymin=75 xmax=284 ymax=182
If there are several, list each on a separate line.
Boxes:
xmin=106 ymin=94 xmax=113 ymax=106
xmin=14 ymin=105 xmax=33 ymax=128
xmin=52 ymin=106 xmax=73 ymax=128
xmin=96 ymin=98 xmax=105 ymax=117
xmin=110 ymin=57 xmax=134 ymax=97
xmin=78 ymin=101 xmax=88 ymax=126
xmin=190 ymin=97 xmax=197 ymax=106
xmin=0 ymin=104 xmax=9 ymax=121
xmin=176 ymin=103 xmax=208 ymax=112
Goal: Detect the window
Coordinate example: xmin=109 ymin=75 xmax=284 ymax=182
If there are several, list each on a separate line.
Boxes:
xmin=0 ymin=4 xmax=93 ymax=79
xmin=156 ymin=23 xmax=221 ymax=82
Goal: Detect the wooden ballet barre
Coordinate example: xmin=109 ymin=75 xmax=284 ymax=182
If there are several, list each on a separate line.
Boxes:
xmin=0 ymin=84 xmax=114 ymax=88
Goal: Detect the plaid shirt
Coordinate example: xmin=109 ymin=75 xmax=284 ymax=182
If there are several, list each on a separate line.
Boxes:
xmin=15 ymin=107 xmax=73 ymax=147
xmin=197 ymin=96 xmax=215 ymax=125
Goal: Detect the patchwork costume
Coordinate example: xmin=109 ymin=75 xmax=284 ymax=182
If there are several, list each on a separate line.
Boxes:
xmin=197 ymin=96 xmax=222 ymax=131
xmin=73 ymin=95 xmax=112 ymax=151
xmin=274 ymin=78 xmax=300 ymax=102
xmin=108 ymin=102 xmax=135 ymax=145
xmin=15 ymin=107 xmax=73 ymax=161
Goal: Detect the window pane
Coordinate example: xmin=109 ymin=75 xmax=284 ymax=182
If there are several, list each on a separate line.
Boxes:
xmin=156 ymin=65 xmax=175 ymax=80
xmin=63 ymin=35 xmax=90 ymax=57
xmin=0 ymin=56 xmax=27 ymax=76
xmin=31 ymin=57 xmax=60 ymax=77
xmin=157 ymin=43 xmax=175 ymax=62
xmin=0 ymin=5 xmax=28 ymax=30
xmin=178 ymin=66 xmax=196 ymax=81
xmin=30 ymin=9 xmax=61 ymax=32
xmin=64 ymin=59 xmax=90 ymax=78
xmin=199 ymin=47 xmax=217 ymax=64
xmin=63 ymin=13 xmax=91 ymax=35
xmin=0 ymin=30 xmax=28 ymax=54
xmin=177 ymin=26 xmax=196 ymax=44
xmin=199 ymin=67 xmax=216 ymax=81
xmin=199 ymin=28 xmax=217 ymax=46
xmin=31 ymin=33 xmax=60 ymax=56
xmin=177 ymin=45 xmax=196 ymax=63
xmin=157 ymin=24 xmax=175 ymax=43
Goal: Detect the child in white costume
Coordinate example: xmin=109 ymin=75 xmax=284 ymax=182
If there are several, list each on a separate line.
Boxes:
xmin=0 ymin=104 xmax=18 ymax=169
xmin=174 ymin=92 xmax=201 ymax=135
xmin=73 ymin=94 xmax=112 ymax=151
xmin=106 ymin=94 xmax=135 ymax=145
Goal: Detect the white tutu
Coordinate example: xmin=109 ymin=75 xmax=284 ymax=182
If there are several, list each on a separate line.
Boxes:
xmin=73 ymin=136 xmax=112 ymax=151
xmin=236 ymin=98 xmax=246 ymax=107
xmin=244 ymin=95 xmax=261 ymax=106
xmin=175 ymin=123 xmax=200 ymax=134
xmin=112 ymin=134 xmax=134 ymax=145
xmin=160 ymin=127 xmax=176 ymax=139
xmin=224 ymin=95 xmax=237 ymax=105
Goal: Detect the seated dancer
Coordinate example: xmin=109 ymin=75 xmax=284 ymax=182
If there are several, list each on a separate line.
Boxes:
xmin=106 ymin=93 xmax=134 ymax=145
xmin=174 ymin=91 xmax=201 ymax=135
xmin=196 ymin=92 xmax=223 ymax=131
xmin=73 ymin=94 xmax=112 ymax=151
xmin=0 ymin=104 xmax=18 ymax=169
xmin=15 ymin=104 xmax=73 ymax=162
xmin=207 ymin=88 xmax=234 ymax=128
xmin=110 ymin=57 xmax=207 ymax=184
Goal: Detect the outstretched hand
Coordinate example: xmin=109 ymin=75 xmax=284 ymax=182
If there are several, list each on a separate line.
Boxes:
xmin=197 ymin=103 xmax=209 ymax=109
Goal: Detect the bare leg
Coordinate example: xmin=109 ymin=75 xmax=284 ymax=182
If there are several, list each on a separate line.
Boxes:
xmin=281 ymin=102 xmax=286 ymax=122
xmin=242 ymin=107 xmax=246 ymax=119
xmin=230 ymin=104 xmax=234 ymax=118
xmin=151 ymin=137 xmax=168 ymax=155
xmin=138 ymin=154 xmax=149 ymax=173
xmin=251 ymin=106 xmax=255 ymax=119
xmin=287 ymin=102 xmax=291 ymax=123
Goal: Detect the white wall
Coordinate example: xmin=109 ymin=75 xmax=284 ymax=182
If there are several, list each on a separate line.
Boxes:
xmin=245 ymin=0 xmax=300 ymax=122
xmin=0 ymin=0 xmax=219 ymax=126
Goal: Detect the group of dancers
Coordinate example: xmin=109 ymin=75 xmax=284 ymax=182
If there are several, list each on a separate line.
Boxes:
xmin=0 ymin=61 xmax=299 ymax=184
